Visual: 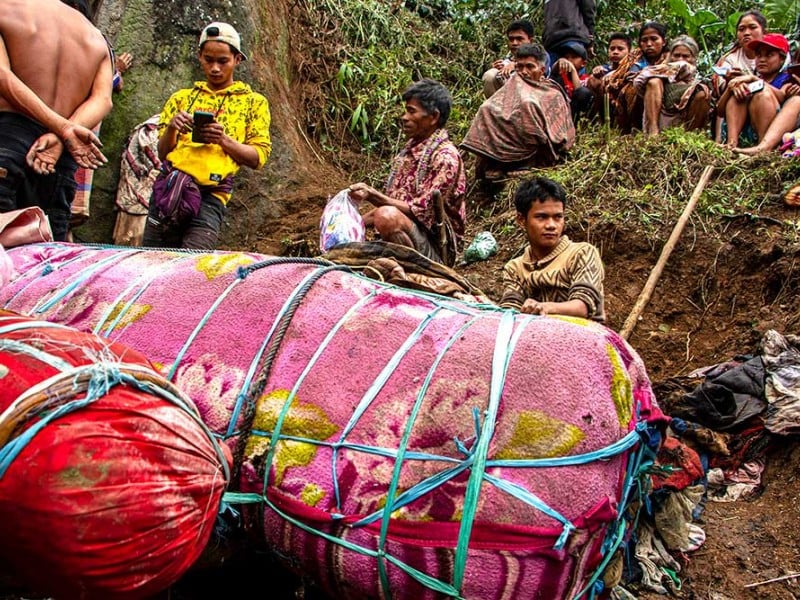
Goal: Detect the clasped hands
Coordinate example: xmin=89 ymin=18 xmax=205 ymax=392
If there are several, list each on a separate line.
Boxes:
xmin=26 ymin=122 xmax=107 ymax=175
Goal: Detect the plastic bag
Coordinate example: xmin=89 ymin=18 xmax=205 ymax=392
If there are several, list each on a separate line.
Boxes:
xmin=462 ymin=231 xmax=498 ymax=264
xmin=319 ymin=189 xmax=365 ymax=252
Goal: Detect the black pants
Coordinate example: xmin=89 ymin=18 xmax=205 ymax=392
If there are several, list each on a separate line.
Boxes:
xmin=142 ymin=189 xmax=226 ymax=250
xmin=0 ymin=113 xmax=78 ymax=241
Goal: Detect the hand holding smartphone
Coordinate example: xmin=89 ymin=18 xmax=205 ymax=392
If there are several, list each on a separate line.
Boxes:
xmin=788 ymin=64 xmax=800 ymax=78
xmin=191 ymin=111 xmax=215 ymax=143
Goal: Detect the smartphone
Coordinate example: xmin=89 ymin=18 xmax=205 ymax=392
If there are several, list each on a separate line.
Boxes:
xmin=711 ymin=65 xmax=730 ymax=77
xmin=788 ymin=63 xmax=800 ymax=78
xmin=192 ymin=111 xmax=214 ymax=143
xmin=746 ymin=79 xmax=765 ymax=94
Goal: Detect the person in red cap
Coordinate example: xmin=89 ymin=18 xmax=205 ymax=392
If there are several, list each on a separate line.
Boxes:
xmin=716 ymin=33 xmax=799 ymax=148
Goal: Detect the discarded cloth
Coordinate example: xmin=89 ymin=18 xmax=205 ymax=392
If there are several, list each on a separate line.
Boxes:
xmin=760 ymin=329 xmax=800 ymax=434
xmin=666 ymin=356 xmax=766 ymax=430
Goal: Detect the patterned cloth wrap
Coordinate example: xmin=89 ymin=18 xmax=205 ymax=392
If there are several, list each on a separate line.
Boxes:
xmin=0 ymin=308 xmax=230 ymax=599
xmin=0 ymin=243 xmax=666 ymax=600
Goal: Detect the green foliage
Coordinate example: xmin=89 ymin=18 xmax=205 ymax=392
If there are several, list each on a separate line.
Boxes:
xmin=482 ymin=126 xmax=799 ymax=250
xmin=299 ymin=0 xmax=799 ymax=181
xmin=761 ymin=0 xmax=800 ymax=39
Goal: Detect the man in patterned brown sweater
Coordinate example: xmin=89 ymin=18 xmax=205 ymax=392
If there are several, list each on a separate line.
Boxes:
xmin=499 ymin=176 xmax=605 ymax=321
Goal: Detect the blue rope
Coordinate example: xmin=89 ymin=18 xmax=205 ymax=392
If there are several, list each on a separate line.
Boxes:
xmin=93 ymin=254 xmax=194 ymax=338
xmin=225 ymin=261 xmax=353 ymax=439
xmin=328 ymin=307 xmax=443 ymax=511
xmin=30 ymin=252 xmax=134 ymax=314
xmin=0 ymin=362 xmax=230 ymax=484
xmin=452 ymin=310 xmax=516 ymax=590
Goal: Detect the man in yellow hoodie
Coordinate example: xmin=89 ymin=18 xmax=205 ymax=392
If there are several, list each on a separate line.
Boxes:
xmin=143 ymin=22 xmax=271 ymax=249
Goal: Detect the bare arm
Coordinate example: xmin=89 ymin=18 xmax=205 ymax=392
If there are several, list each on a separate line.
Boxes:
xmin=68 ymin=50 xmax=113 ymax=130
xmin=0 ymin=34 xmax=107 ymax=168
xmin=348 ymin=183 xmax=413 ymax=217
xmin=200 ymin=122 xmax=260 ymax=169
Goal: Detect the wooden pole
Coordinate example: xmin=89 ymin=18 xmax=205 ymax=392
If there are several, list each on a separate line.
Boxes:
xmin=619 ymin=166 xmax=715 ymax=340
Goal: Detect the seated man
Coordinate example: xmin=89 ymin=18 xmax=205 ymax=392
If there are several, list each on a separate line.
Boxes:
xmin=499 ymin=176 xmax=605 ymax=321
xmin=348 ymin=79 xmax=466 ymax=266
xmin=482 ymin=19 xmax=537 ymax=98
xmin=634 ymin=35 xmax=710 ymax=135
xmin=462 ymin=43 xmax=575 ymax=179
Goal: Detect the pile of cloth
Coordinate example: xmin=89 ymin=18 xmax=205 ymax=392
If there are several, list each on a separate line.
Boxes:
xmin=615 ymin=329 xmax=800 ymax=595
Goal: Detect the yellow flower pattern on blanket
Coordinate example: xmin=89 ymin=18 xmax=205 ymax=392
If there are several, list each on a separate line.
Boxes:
xmin=246 ymin=389 xmax=338 ymax=487
xmin=102 ymin=302 xmax=152 ymax=333
xmin=195 ymin=253 xmax=255 ymax=281
xmin=607 ymin=343 xmax=633 ymax=428
xmin=495 ymin=410 xmax=585 ymax=460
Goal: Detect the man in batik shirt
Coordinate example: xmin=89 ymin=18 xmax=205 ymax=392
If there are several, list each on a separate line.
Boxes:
xmin=500 ymin=176 xmax=605 ymax=321
xmin=348 ymin=79 xmax=466 ymax=266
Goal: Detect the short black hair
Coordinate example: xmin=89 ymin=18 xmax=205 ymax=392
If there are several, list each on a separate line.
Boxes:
xmin=639 ymin=21 xmax=667 ymax=43
xmin=402 ymin=79 xmax=452 ymax=127
xmin=609 ymin=31 xmax=632 ymax=49
xmin=514 ymin=177 xmax=568 ymax=216
xmin=61 ymin=0 xmax=92 ymax=20
xmin=507 ymin=19 xmax=535 ymax=39
xmin=515 ymin=43 xmax=547 ymax=63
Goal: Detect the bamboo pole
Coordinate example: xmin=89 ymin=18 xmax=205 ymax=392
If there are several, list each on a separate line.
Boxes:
xmin=619 ymin=165 xmax=715 ymax=340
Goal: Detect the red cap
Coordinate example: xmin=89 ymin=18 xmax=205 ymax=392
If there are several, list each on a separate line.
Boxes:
xmin=748 ymin=33 xmax=790 ymax=55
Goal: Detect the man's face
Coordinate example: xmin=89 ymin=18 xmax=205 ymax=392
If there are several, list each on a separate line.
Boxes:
xmin=639 ymin=28 xmax=665 ymax=62
xmin=670 ymin=45 xmax=695 ymax=64
xmin=517 ymin=198 xmax=565 ymax=256
xmin=400 ymin=97 xmax=439 ymax=142
xmin=507 ymin=29 xmax=532 ymax=56
xmin=516 ymin=56 xmax=545 ymax=84
xmin=199 ymin=41 xmax=242 ymax=91
xmin=608 ymin=39 xmax=629 ymax=66
xmin=755 ymin=46 xmax=785 ymax=78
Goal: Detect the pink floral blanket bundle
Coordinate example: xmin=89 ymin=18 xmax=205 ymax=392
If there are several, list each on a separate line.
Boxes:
xmin=1 ymin=243 xmax=665 ymax=599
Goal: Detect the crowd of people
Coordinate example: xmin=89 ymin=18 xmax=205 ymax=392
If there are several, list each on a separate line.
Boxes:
xmin=344 ymin=5 xmax=799 ymax=323
xmin=0 ymin=0 xmax=797 ymax=324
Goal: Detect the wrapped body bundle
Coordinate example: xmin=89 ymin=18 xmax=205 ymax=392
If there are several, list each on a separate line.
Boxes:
xmin=0 ymin=308 xmax=230 ymax=599
xmin=1 ymin=243 xmax=664 ymax=599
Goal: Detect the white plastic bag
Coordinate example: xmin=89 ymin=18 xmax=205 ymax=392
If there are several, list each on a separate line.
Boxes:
xmin=319 ymin=189 xmax=365 ymax=252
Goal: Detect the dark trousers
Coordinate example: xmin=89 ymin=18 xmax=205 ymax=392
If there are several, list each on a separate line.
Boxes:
xmin=0 ymin=113 xmax=78 ymax=241
xmin=142 ymin=190 xmax=226 ymax=250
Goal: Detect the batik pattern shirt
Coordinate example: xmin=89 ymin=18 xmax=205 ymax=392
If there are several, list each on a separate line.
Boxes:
xmin=500 ymin=236 xmax=606 ymax=321
xmin=385 ymin=128 xmax=467 ymax=239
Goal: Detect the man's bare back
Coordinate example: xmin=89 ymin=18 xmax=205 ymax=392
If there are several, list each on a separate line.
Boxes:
xmin=0 ymin=0 xmax=113 ymax=169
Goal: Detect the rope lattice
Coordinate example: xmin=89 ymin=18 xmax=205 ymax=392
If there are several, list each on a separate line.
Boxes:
xmin=0 ymin=322 xmax=230 ymax=483
xmin=2 ymin=247 xmax=657 ymax=599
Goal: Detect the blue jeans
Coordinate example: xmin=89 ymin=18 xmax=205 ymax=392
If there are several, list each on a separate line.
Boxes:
xmin=0 ymin=113 xmax=78 ymax=241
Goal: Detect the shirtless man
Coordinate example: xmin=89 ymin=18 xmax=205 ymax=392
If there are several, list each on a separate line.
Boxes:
xmin=0 ymin=0 xmax=113 ymax=240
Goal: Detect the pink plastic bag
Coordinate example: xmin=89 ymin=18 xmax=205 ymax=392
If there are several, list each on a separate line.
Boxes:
xmin=319 ymin=189 xmax=365 ymax=252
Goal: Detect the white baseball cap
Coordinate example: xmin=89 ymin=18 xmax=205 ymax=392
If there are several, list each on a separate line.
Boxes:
xmin=199 ymin=22 xmax=247 ymax=60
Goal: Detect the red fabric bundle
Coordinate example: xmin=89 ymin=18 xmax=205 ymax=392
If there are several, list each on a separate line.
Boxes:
xmin=0 ymin=310 xmax=230 ymax=599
